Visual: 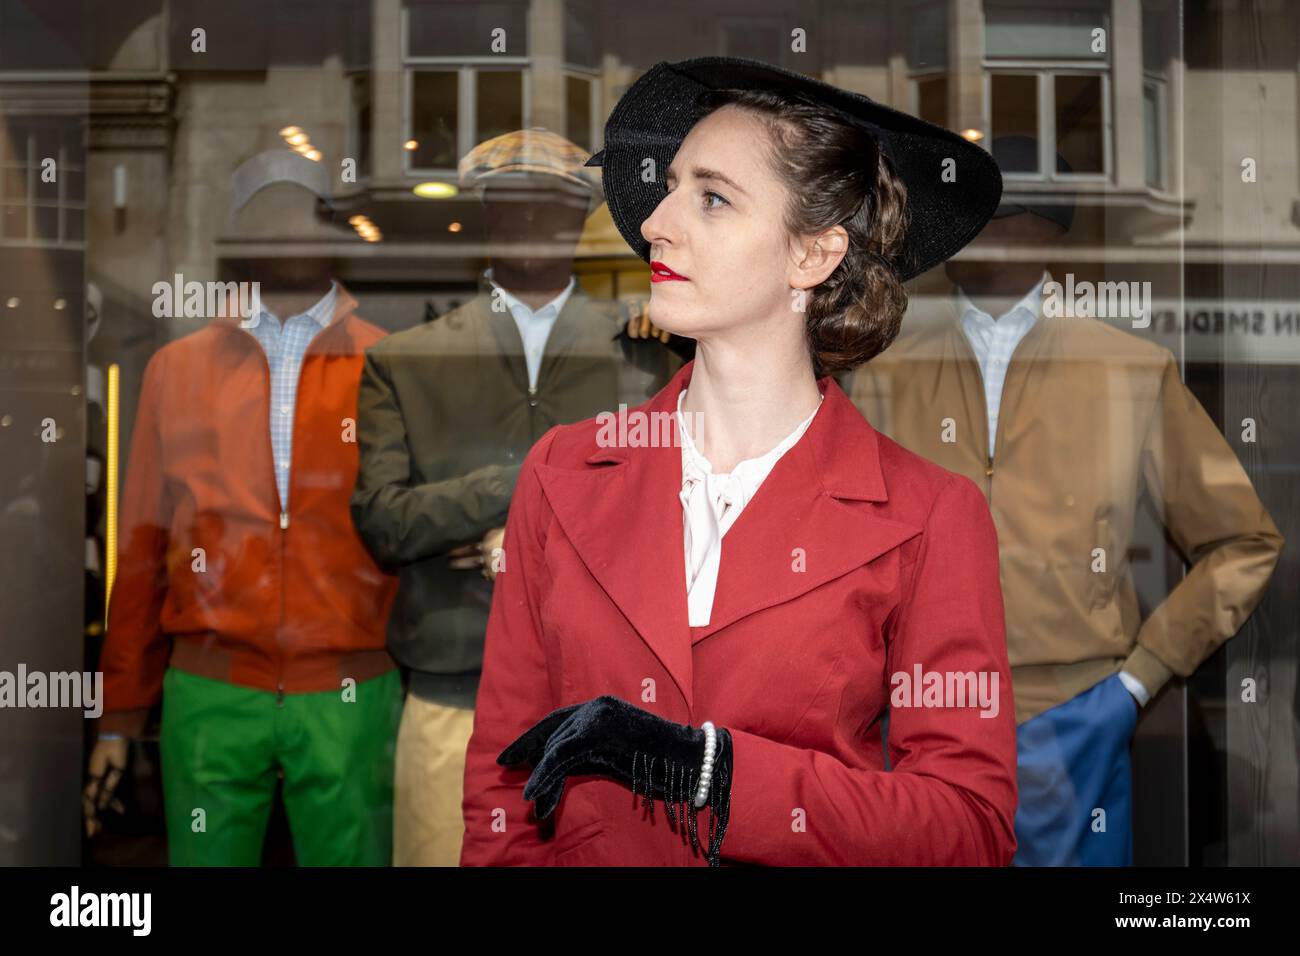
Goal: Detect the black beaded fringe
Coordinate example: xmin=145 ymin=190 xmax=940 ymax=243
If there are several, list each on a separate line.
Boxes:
xmin=630 ymin=729 xmax=733 ymax=867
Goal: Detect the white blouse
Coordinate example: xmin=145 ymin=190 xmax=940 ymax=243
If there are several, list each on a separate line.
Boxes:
xmin=677 ymin=387 xmax=823 ymax=626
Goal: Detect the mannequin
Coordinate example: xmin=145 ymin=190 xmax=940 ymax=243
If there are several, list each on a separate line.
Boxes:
xmin=85 ymin=150 xmax=402 ymax=866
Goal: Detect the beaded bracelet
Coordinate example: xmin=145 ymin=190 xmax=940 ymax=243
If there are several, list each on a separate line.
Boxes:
xmin=694 ymin=721 xmax=717 ymax=808
xmin=629 ymin=723 xmax=732 ymax=866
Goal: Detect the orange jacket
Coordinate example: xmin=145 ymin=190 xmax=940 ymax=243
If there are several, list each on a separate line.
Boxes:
xmin=99 ymin=287 xmax=397 ymax=736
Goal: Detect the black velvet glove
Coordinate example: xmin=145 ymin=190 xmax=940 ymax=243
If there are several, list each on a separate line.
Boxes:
xmin=498 ymin=695 xmax=733 ymax=866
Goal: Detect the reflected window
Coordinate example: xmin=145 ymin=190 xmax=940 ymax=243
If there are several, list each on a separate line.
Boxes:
xmin=406 ymin=0 xmax=528 ymax=57
xmin=985 ymin=1 xmax=1109 ymax=60
xmin=1055 ymin=73 xmax=1103 ymax=174
xmin=1143 ymin=77 xmax=1166 ymax=190
xmin=348 ymin=72 xmax=373 ymax=179
xmin=0 ymin=119 xmax=85 ymax=247
xmin=906 ymin=0 xmax=949 ymax=73
xmin=566 ymin=73 xmax=595 ymax=152
xmin=1143 ymin=2 xmax=1175 ymax=193
xmin=476 ymin=70 xmax=525 ymax=146
xmin=906 ymin=1 xmax=949 ymax=131
xmin=410 ymin=71 xmax=461 ymax=170
xmin=915 ymin=75 xmax=949 ymax=129
xmin=403 ymin=2 xmax=530 ymax=173
xmin=563 ymin=0 xmax=599 ymax=152
xmin=991 ymin=74 xmax=1039 ymax=168
xmin=985 ymin=1 xmax=1110 ymax=180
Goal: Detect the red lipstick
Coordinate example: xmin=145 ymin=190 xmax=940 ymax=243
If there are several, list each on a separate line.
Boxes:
xmin=650 ymin=260 xmax=689 ymax=283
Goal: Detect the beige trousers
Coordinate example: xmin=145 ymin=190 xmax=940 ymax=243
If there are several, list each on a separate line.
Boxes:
xmin=393 ymin=692 xmax=477 ymax=867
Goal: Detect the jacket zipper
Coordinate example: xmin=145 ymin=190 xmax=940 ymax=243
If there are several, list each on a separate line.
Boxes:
xmin=953 ymin=329 xmax=998 ymax=498
xmin=277 ymin=515 xmax=287 ymax=708
xmin=239 ymin=331 xmax=288 ymax=708
xmin=954 ymin=312 xmax=1042 ymax=499
xmin=236 ymin=317 xmax=341 ymax=709
xmin=276 ymin=320 xmax=338 ymax=706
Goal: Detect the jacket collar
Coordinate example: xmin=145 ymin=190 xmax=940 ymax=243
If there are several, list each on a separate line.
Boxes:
xmin=581 ymin=359 xmax=891 ymax=500
xmin=536 ymin=359 xmax=921 ymax=712
xmin=211 ymin=279 xmax=360 ymax=333
xmin=945 ymin=271 xmax=1058 ymax=361
xmin=483 ymin=285 xmax=603 ymax=394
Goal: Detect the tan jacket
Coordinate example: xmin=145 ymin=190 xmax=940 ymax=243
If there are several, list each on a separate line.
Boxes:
xmin=847 ymin=285 xmax=1284 ymax=724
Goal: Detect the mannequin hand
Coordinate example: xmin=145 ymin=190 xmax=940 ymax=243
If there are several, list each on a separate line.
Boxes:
xmin=447 ymin=526 xmax=506 ymax=578
xmin=479 ymin=526 xmax=506 ymax=581
xmin=83 ymin=736 xmax=129 ymax=838
xmin=446 ymin=541 xmax=480 ymax=570
xmin=624 ymin=300 xmax=671 ymax=343
xmin=498 ymin=695 xmax=715 ymax=821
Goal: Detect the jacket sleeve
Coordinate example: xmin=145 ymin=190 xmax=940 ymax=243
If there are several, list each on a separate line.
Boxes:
xmin=99 ymin=351 xmax=173 ymax=738
xmin=460 ymin=427 xmax=561 ymax=866
xmin=721 ymin=474 xmax=1019 ymax=866
xmin=1123 ymin=354 xmax=1285 ymax=696
xmin=350 ymin=350 xmax=521 ymax=566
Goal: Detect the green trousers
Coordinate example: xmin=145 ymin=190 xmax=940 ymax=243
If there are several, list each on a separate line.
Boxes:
xmin=159 ymin=667 xmax=402 ymax=866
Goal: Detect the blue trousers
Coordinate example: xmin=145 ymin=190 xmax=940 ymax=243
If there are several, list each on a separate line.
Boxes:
xmin=1012 ymin=672 xmax=1138 ymax=866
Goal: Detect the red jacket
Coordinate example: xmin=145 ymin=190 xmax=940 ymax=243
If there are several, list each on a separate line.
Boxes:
xmin=460 ymin=361 xmax=1018 ymax=866
xmin=100 ymin=288 xmax=397 ymax=736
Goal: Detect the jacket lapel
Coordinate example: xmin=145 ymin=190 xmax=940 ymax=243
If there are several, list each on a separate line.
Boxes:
xmin=483 ymin=293 xmax=531 ymax=394
xmin=538 ymin=290 xmax=603 ymax=384
xmin=483 ymin=281 xmax=606 ymax=394
xmin=945 ymin=278 xmax=1059 ymax=463
xmin=693 ymin=375 xmax=923 ymax=641
xmin=537 ymin=380 xmax=693 ymax=707
xmin=537 ymin=362 xmax=923 ymax=710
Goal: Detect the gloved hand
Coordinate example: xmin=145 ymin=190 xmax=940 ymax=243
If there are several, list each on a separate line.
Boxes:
xmin=498 ymin=695 xmax=733 ymax=865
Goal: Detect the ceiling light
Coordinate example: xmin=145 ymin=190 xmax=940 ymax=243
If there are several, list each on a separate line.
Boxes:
xmin=413 ymin=181 xmax=459 ymax=199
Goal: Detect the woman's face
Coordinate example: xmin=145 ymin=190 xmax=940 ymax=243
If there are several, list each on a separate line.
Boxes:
xmin=640 ymin=105 xmax=800 ymax=339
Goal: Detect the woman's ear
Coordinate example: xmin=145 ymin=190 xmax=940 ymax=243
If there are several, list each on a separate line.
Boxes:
xmin=790 ymin=225 xmax=849 ymax=291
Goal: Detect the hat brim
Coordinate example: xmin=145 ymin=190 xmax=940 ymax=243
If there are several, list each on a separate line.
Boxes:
xmin=593 ymin=57 xmax=1003 ymax=282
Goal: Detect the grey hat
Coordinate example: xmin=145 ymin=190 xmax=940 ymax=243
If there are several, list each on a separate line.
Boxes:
xmin=231 ymin=149 xmax=335 ymax=215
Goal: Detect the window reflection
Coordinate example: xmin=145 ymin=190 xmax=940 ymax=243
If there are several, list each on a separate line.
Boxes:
xmin=0 ymin=0 xmax=1293 ymax=871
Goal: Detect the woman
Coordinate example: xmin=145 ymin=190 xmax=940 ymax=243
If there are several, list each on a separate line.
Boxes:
xmin=459 ymin=57 xmax=1017 ymax=867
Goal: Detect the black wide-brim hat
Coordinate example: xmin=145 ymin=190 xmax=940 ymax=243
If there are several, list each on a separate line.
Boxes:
xmin=586 ymin=56 xmax=1003 ymax=282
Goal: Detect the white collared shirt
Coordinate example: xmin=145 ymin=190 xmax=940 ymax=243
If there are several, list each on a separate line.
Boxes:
xmin=677 ymin=388 xmax=823 ymax=627
xmin=485 ymin=269 xmax=577 ymax=390
xmin=247 ymin=281 xmax=338 ymax=511
xmin=955 ymin=269 xmax=1049 ymax=456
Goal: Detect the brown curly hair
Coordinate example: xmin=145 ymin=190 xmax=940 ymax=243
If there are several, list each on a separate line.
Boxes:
xmin=697 ymin=88 xmax=910 ymax=377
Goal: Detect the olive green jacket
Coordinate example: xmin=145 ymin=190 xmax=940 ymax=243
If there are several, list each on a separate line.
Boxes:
xmin=351 ymin=288 xmax=679 ymax=706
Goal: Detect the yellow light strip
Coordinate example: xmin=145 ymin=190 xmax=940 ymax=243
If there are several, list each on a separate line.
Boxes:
xmin=105 ymin=363 xmax=119 ymax=626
